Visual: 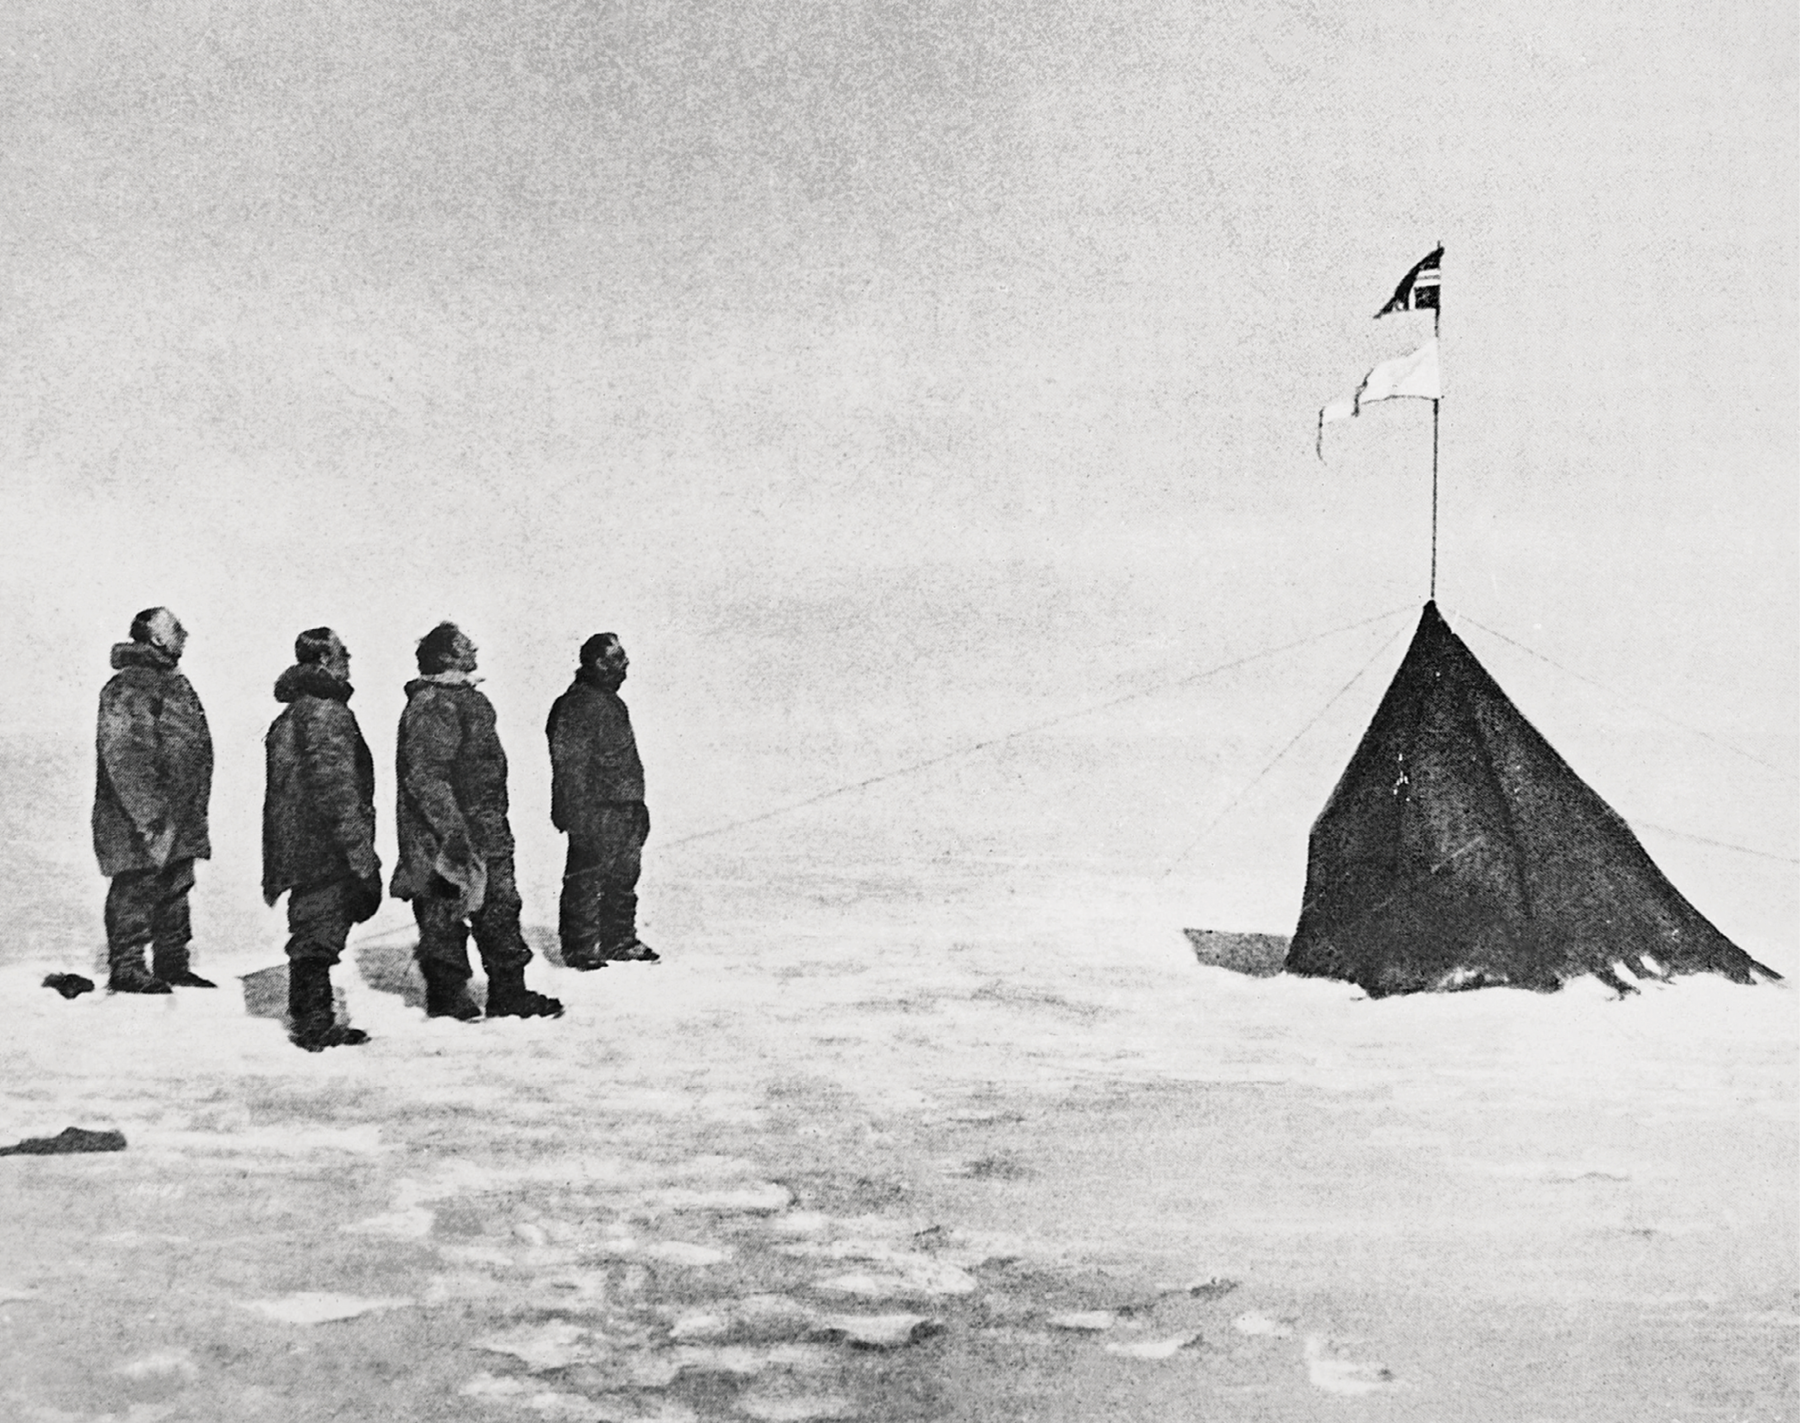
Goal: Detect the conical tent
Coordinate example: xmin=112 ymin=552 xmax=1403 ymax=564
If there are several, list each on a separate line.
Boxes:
xmin=1285 ymin=603 xmax=1777 ymax=997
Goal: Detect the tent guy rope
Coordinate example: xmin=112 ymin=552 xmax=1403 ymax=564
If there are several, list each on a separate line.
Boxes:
xmin=655 ymin=606 xmax=1418 ymax=854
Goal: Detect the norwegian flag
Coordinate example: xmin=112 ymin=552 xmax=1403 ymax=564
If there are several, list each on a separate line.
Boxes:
xmin=1375 ymin=246 xmax=1442 ymax=318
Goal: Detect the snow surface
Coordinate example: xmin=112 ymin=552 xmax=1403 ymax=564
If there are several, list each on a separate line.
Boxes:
xmin=2 ymin=662 xmax=1796 ymax=1422
xmin=1 ymin=839 xmax=1794 ymax=1421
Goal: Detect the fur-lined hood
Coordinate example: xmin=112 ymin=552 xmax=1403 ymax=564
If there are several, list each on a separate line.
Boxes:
xmin=110 ymin=641 xmax=178 ymax=672
xmin=274 ymin=663 xmax=354 ymax=704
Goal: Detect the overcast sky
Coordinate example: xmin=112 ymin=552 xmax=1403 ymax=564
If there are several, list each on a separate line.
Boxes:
xmin=3 ymin=0 xmax=1793 ymax=942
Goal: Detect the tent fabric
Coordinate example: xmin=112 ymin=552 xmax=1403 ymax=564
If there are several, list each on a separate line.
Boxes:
xmin=1286 ymin=602 xmax=1778 ymax=997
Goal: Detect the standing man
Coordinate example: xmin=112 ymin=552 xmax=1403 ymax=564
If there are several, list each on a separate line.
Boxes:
xmin=391 ymin=622 xmax=563 ymax=1020
xmin=546 ymin=633 xmax=657 ymax=970
xmin=92 ymin=607 xmax=215 ymax=993
xmin=263 ymin=627 xmax=381 ymax=1051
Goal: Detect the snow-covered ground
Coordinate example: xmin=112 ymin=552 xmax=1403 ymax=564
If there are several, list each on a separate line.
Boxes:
xmin=2 ymin=822 xmax=1794 ymax=1422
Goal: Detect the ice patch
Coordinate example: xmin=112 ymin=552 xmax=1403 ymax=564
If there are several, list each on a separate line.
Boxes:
xmin=555 ymin=1354 xmax=687 ymax=1390
xmin=153 ymin=1124 xmax=385 ymax=1156
xmin=424 ymin=1271 xmax=512 ymax=1304
xmin=768 ymin=1211 xmax=831 ymax=1236
xmin=669 ymin=1310 xmax=729 ymax=1341
xmin=643 ymin=1240 xmax=730 ymax=1266
xmin=737 ymin=1386 xmax=859 ymax=1421
xmin=670 ymin=1295 xmax=820 ymax=1344
xmin=811 ymin=1312 xmax=942 ymax=1348
xmin=650 ymin=1181 xmax=792 ymax=1214
xmin=113 ymin=1349 xmax=197 ymax=1380
xmin=1104 ymin=1332 xmax=1202 ymax=1359
xmin=1304 ymin=1335 xmax=1400 ymax=1395
xmin=813 ymin=1257 xmax=977 ymax=1299
xmin=460 ymin=1372 xmax=532 ymax=1400
xmin=472 ymin=1321 xmax=598 ymax=1370
xmin=0 ymin=1282 xmax=40 ymax=1302
xmin=344 ymin=1206 xmax=435 ymax=1238
xmin=668 ymin=1345 xmax=778 ymax=1377
xmin=242 ymin=1292 xmax=413 ymax=1325
xmin=460 ymin=1374 xmax=696 ymax=1423
xmin=438 ymin=1244 xmax=516 ymax=1268
xmin=700 ymin=1344 xmax=835 ymax=1376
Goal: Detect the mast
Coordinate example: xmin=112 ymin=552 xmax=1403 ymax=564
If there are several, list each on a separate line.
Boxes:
xmin=1430 ymin=260 xmax=1441 ymax=602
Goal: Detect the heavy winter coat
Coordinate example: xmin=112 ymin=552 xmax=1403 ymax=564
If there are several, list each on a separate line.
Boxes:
xmin=546 ymin=670 xmax=647 ymax=841
xmin=391 ymin=676 xmax=516 ymax=901
xmin=92 ymin=642 xmax=213 ymax=876
xmin=262 ymin=664 xmax=379 ymax=904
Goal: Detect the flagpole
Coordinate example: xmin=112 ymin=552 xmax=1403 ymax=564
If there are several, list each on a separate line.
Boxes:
xmin=1430 ymin=399 xmax=1438 ymax=600
xmin=1430 ymin=293 xmax=1440 ymax=601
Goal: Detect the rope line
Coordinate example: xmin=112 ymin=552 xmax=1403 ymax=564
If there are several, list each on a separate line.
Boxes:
xmin=1457 ymin=614 xmax=1798 ymax=782
xmin=658 ymin=605 xmax=1416 ymax=853
xmin=1630 ymin=820 xmax=1800 ymax=866
xmin=1158 ymin=618 xmax=1410 ymax=879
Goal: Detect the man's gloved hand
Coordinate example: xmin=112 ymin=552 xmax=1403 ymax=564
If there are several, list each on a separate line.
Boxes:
xmin=349 ymin=865 xmax=384 ymax=924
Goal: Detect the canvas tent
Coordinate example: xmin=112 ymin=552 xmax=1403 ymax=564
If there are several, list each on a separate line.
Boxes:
xmin=1285 ymin=602 xmax=1778 ymax=997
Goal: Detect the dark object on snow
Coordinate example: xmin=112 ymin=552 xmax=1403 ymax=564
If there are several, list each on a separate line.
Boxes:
xmin=42 ymin=973 xmax=96 ymax=999
xmin=0 ymin=1126 xmax=127 ymax=1156
xmin=1287 ymin=602 xmax=1781 ymax=998
xmin=1184 ymin=930 xmax=1289 ymax=977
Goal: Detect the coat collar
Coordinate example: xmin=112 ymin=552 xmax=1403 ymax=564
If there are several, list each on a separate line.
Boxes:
xmin=110 ymin=641 xmax=178 ymax=672
xmin=274 ymin=663 xmax=354 ymax=704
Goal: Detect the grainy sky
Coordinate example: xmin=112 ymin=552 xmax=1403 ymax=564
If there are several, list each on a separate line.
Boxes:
xmin=3 ymin=0 xmax=1794 ymax=941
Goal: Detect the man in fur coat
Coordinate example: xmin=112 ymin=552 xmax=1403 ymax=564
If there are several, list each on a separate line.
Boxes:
xmin=92 ymin=607 xmax=215 ymax=993
xmin=546 ymin=633 xmax=657 ymax=969
xmin=263 ymin=627 xmax=382 ymax=1051
xmin=391 ymin=622 xmax=563 ymax=1020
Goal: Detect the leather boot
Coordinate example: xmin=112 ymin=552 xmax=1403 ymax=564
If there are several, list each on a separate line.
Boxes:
xmin=484 ymin=964 xmax=563 ymax=1019
xmin=559 ymin=939 xmax=610 ymax=972
xmin=420 ymin=961 xmax=481 ymax=1020
xmin=152 ymin=945 xmax=215 ymax=988
xmin=287 ymin=960 xmax=369 ymax=1051
xmin=108 ymin=946 xmax=171 ymax=995
xmin=603 ymin=937 xmax=660 ymax=964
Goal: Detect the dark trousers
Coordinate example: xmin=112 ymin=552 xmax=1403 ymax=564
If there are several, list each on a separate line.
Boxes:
xmin=105 ymin=859 xmax=196 ymax=963
xmin=559 ymin=805 xmax=647 ymax=954
xmin=286 ymin=879 xmax=355 ymax=966
xmin=412 ymin=852 xmax=530 ymax=980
